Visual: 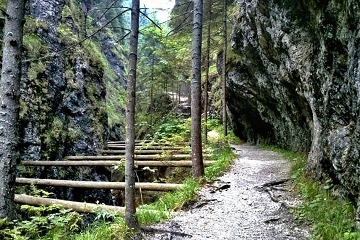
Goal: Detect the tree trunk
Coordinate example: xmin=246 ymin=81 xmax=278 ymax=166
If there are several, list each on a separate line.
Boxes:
xmin=191 ymin=0 xmax=204 ymax=179
xmin=0 ymin=0 xmax=26 ymax=220
xmin=125 ymin=0 xmax=140 ymax=230
xmin=203 ymin=0 xmax=212 ymax=143
xmin=222 ymin=0 xmax=228 ymax=136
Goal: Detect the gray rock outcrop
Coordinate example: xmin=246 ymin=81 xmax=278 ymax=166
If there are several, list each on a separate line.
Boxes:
xmin=227 ymin=0 xmax=360 ymax=217
xmin=18 ymin=0 xmax=119 ymax=204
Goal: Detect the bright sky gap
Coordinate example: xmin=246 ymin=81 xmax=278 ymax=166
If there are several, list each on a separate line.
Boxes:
xmin=140 ymin=0 xmax=175 ymax=22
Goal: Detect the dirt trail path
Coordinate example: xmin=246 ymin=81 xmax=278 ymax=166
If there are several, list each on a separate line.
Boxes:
xmin=138 ymin=143 xmax=310 ymax=240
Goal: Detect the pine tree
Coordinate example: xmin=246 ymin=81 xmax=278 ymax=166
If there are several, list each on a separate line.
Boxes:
xmin=0 ymin=0 xmax=26 ymax=219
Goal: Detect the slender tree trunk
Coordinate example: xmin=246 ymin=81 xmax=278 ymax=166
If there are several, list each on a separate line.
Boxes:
xmin=222 ymin=0 xmax=228 ymax=136
xmin=150 ymin=54 xmax=155 ymax=125
xmin=191 ymin=0 xmax=204 ymax=179
xmin=203 ymin=0 xmax=212 ymax=143
xmin=0 ymin=0 xmax=26 ymax=220
xmin=125 ymin=0 xmax=140 ymax=230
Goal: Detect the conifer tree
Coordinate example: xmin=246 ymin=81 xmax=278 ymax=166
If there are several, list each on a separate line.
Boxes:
xmin=0 ymin=0 xmax=26 ymax=220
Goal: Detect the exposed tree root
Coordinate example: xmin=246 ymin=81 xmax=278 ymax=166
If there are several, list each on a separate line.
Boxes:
xmin=140 ymin=226 xmax=192 ymax=237
xmin=255 ymin=179 xmax=290 ymax=203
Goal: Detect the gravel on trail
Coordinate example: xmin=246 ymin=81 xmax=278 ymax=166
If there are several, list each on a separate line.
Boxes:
xmin=136 ymin=143 xmax=311 ymax=240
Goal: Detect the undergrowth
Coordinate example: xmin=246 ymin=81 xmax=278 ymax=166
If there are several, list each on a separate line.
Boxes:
xmin=266 ymin=146 xmax=360 ymax=240
xmin=2 ymin=118 xmax=237 ymax=239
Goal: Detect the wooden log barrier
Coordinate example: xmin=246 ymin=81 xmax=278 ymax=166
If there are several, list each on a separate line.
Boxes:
xmin=21 ymin=160 xmax=216 ymax=167
xmin=16 ymin=178 xmax=183 ymax=191
xmin=64 ymin=154 xmax=194 ymax=161
xmin=14 ymin=194 xmax=126 ymax=214
xmin=107 ymin=145 xmax=183 ymax=150
xmin=107 ymin=140 xmax=151 ymax=144
xmin=14 ymin=194 xmax=167 ymax=216
xmin=101 ymin=149 xmax=184 ymax=155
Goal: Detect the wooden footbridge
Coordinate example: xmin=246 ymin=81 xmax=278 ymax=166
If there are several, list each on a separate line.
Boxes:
xmin=15 ymin=141 xmax=214 ymax=214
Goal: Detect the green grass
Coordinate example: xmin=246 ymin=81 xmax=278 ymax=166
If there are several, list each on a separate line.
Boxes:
xmin=72 ymin=135 xmax=237 ymax=239
xmin=265 ymin=146 xmax=360 ymax=240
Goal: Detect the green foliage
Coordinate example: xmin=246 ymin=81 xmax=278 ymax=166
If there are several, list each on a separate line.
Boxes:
xmin=24 ymin=17 xmax=49 ymax=33
xmin=267 ymin=146 xmax=360 ymax=240
xmin=205 ymin=143 xmax=236 ymax=181
xmin=0 ymin=205 xmax=82 ymax=240
xmin=153 ymin=117 xmax=190 ymax=142
xmin=43 ymin=117 xmax=66 ymax=148
xmin=23 ymin=34 xmax=48 ymax=58
xmin=137 ymin=178 xmax=200 ymax=224
xmin=57 ymin=23 xmax=79 ymax=45
xmin=82 ymin=40 xmax=106 ymax=68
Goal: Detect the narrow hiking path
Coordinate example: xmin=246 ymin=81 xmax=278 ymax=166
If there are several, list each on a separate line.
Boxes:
xmin=137 ymin=143 xmax=311 ymax=240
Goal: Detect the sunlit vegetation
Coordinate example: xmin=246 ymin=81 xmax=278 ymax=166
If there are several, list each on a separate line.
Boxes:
xmin=1 ymin=118 xmax=237 ymax=239
xmin=265 ymin=146 xmax=360 ymax=240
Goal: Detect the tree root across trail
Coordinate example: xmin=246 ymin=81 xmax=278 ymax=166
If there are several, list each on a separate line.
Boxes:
xmin=136 ymin=143 xmax=310 ymax=240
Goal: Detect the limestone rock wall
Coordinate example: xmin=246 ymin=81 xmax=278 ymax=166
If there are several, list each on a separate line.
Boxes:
xmin=228 ymin=0 xmax=360 ymax=207
xmin=18 ymin=0 xmax=116 ymax=204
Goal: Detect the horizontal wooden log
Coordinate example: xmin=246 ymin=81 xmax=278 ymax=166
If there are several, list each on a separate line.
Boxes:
xmin=64 ymin=154 xmax=211 ymax=161
xmin=101 ymin=149 xmax=184 ymax=155
xmin=21 ymin=160 xmax=216 ymax=167
xmin=107 ymin=145 xmax=184 ymax=150
xmin=107 ymin=140 xmax=151 ymax=144
xmin=14 ymin=194 xmax=126 ymax=214
xmin=107 ymin=141 xmax=172 ymax=146
xmin=16 ymin=178 xmax=183 ymax=191
xmin=64 ymin=154 xmax=199 ymax=161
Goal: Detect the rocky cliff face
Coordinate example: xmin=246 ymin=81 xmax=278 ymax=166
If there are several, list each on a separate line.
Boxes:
xmin=228 ymin=0 xmax=360 ymax=214
xmin=16 ymin=0 xmax=126 ymax=204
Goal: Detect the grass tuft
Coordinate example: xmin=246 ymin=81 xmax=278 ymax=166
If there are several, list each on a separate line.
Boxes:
xmin=265 ymin=146 xmax=360 ymax=240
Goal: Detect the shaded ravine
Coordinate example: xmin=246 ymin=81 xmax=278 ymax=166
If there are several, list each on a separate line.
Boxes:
xmin=137 ymin=143 xmax=310 ymax=239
